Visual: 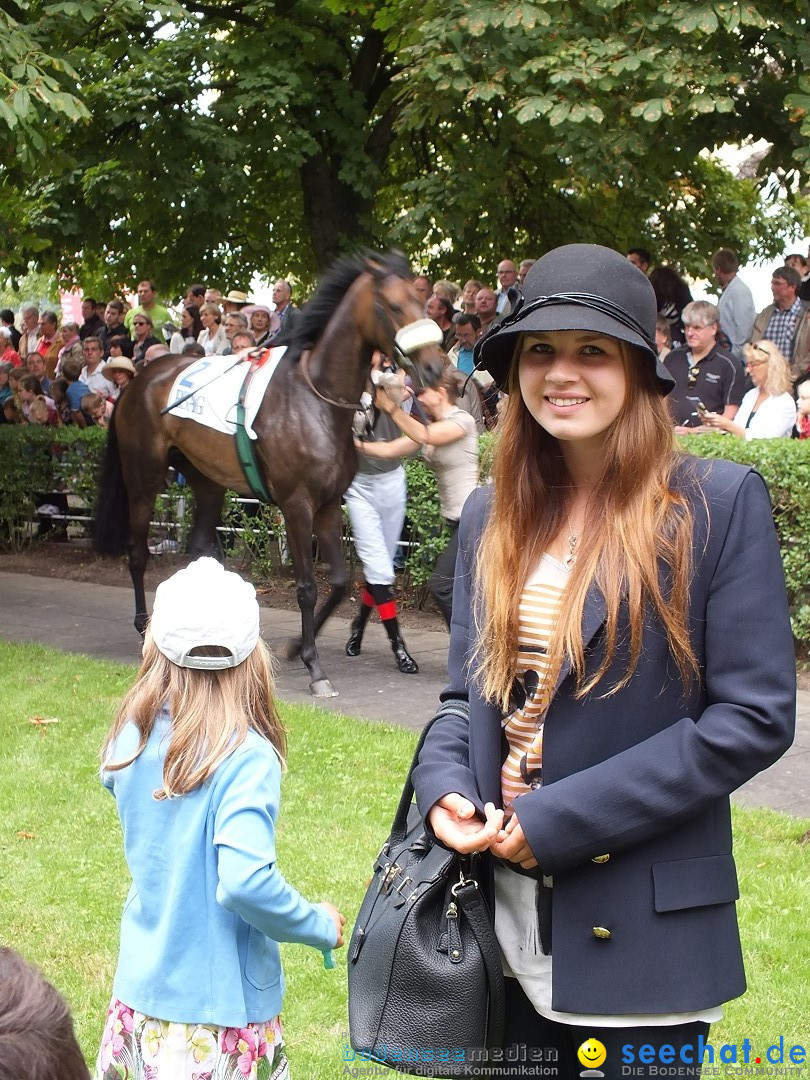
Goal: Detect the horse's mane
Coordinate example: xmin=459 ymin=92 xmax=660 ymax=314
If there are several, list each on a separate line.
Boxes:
xmin=279 ymin=250 xmax=412 ymax=362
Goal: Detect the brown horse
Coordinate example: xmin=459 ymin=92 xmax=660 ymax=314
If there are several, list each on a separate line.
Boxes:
xmin=93 ymin=252 xmax=444 ymax=696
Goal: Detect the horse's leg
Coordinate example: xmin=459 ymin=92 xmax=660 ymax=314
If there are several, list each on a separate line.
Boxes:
xmin=127 ymin=493 xmax=156 ymax=636
xmin=183 ymin=469 xmax=226 ymax=559
xmin=282 ymin=498 xmax=337 ymax=698
xmin=287 ymin=499 xmax=348 ymax=659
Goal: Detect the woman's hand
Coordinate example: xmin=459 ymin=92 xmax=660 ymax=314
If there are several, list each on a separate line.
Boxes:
xmin=491 ymin=813 xmax=538 ymax=869
xmin=702 ymin=411 xmax=745 ymax=439
xmin=374 ymin=384 xmax=397 ymax=414
xmin=428 ymin=794 xmax=504 ymax=854
xmin=701 ymin=410 xmax=730 ymax=431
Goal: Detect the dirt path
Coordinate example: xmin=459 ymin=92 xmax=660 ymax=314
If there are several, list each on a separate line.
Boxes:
xmin=10 ymin=540 xmax=448 ymax=633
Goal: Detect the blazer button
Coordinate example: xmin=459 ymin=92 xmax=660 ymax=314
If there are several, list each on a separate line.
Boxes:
xmin=591 ymin=854 xmax=610 ymax=864
xmin=592 ymin=926 xmax=612 ymax=940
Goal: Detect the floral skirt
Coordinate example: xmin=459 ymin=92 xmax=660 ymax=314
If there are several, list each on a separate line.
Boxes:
xmin=96 ymin=998 xmax=288 ymax=1080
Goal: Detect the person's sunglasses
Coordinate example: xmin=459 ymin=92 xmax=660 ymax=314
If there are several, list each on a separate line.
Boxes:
xmin=687 ymin=365 xmax=701 ymax=386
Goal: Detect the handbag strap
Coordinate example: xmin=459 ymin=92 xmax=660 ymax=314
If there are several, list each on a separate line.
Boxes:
xmin=453 ymin=879 xmax=506 ymax=1047
xmin=389 ymin=701 xmax=469 ymax=845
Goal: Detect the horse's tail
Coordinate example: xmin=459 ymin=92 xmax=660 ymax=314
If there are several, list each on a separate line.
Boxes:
xmin=93 ymin=410 xmax=131 ymax=556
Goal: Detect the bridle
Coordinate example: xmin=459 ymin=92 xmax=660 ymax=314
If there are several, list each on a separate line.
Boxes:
xmin=299 ymin=271 xmax=441 ymax=410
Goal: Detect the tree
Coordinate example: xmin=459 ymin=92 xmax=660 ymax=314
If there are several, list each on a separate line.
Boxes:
xmin=0 ymin=0 xmax=807 ymax=294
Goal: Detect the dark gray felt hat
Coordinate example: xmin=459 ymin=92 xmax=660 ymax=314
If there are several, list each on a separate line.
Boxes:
xmin=474 ymin=243 xmax=675 ymax=395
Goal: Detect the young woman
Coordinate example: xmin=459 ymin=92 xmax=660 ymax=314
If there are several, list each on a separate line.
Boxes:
xmin=197 ymin=302 xmax=228 ymax=355
xmin=411 ymin=244 xmax=795 ymax=1078
xmin=130 ymin=313 xmax=160 ymax=365
xmin=98 ymin=558 xmax=345 ymax=1080
xmin=703 ymin=340 xmax=796 ymax=439
xmin=168 ymin=304 xmax=204 ymax=354
xmin=104 ymin=356 xmax=137 ymax=398
xmin=356 ymin=368 xmax=479 ymax=626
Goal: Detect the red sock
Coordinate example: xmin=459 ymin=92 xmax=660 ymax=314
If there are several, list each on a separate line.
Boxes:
xmin=377 ymin=600 xmax=397 ymax=622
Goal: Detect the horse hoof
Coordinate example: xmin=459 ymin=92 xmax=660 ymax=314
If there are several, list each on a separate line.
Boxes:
xmin=284 ymin=637 xmax=302 ymax=661
xmin=134 ymin=614 xmax=148 ymax=639
xmin=310 ymin=679 xmax=338 ymax=698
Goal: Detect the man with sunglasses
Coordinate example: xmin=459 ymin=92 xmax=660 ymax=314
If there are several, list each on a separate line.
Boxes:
xmin=664 ymin=300 xmax=744 ymax=429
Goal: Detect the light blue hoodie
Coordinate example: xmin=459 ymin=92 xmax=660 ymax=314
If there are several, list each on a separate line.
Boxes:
xmin=103 ymin=710 xmax=336 ymax=1026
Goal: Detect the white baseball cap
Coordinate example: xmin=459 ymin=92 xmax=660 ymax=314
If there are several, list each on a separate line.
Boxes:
xmin=149 ymin=557 xmax=261 ymax=670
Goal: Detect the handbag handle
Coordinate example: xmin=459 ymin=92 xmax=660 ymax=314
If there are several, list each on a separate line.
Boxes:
xmin=452 ymin=879 xmax=506 ymax=1048
xmin=389 ymin=701 xmax=470 ymax=845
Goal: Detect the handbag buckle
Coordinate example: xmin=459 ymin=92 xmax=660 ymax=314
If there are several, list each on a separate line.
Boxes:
xmin=450 ymin=868 xmax=478 ymax=896
xmin=379 ymin=861 xmax=402 ymax=894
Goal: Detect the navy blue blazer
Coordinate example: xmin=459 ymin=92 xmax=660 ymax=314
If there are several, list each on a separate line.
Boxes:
xmin=413 ymin=458 xmax=795 ymax=1016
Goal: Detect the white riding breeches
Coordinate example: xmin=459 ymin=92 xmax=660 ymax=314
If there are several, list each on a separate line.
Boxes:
xmin=344 ymin=467 xmax=406 ymax=586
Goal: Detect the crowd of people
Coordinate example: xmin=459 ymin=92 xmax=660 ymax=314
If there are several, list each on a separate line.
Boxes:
xmin=0 ymin=279 xmax=299 ymax=428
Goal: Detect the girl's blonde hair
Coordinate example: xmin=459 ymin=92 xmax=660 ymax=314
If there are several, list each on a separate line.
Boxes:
xmin=743 ymin=340 xmax=793 ymax=397
xmin=475 ymin=342 xmax=700 ymax=710
xmin=102 ymin=628 xmax=286 ymax=799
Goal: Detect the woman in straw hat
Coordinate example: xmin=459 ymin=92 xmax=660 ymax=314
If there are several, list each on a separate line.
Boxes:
xmin=411 ymin=244 xmax=795 ymax=1077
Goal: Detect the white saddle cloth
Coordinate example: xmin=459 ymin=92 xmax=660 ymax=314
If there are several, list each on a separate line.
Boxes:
xmin=166 ymin=348 xmax=285 ymax=440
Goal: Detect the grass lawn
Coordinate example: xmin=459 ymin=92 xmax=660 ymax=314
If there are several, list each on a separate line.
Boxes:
xmin=0 ymin=640 xmax=808 ymax=1077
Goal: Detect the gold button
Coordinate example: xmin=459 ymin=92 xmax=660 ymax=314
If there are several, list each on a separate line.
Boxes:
xmin=592 ymin=926 xmax=612 ymax=940
xmin=591 ymin=854 xmax=610 ymax=864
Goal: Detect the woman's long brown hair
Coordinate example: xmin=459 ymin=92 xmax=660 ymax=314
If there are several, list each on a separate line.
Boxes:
xmin=475 ymin=344 xmax=700 ymax=711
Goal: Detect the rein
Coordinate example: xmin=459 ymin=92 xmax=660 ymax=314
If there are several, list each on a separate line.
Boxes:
xmin=299 ymin=350 xmax=364 ymax=410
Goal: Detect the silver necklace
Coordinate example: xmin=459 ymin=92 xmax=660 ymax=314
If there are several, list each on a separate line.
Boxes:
xmin=564 ymin=519 xmax=578 ymax=570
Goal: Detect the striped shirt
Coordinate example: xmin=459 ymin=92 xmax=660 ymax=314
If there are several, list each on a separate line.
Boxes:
xmin=501 ymin=554 xmax=569 ymax=809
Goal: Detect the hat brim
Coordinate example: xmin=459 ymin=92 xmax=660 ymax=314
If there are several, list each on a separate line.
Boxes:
xmin=475 ymin=304 xmax=675 ymax=396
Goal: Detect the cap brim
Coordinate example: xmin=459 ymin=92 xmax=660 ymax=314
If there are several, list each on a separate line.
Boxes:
xmin=475 ymin=305 xmax=675 ymax=396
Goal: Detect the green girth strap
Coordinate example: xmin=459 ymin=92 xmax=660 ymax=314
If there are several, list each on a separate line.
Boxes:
xmin=234 ymin=363 xmax=272 ymax=504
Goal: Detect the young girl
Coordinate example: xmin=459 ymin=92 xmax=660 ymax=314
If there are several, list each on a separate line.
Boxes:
xmin=98 ymin=558 xmax=345 ymax=1080
xmin=412 ymin=245 xmax=795 ymax=1078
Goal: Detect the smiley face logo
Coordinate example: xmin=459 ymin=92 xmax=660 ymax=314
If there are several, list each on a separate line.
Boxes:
xmin=577 ymin=1038 xmax=607 ymax=1074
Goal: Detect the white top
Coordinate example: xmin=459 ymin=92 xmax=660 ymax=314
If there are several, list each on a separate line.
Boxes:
xmin=734 ymin=388 xmax=796 ymax=440
xmin=422 ymin=406 xmax=479 ymax=521
xmin=80 ymin=365 xmax=116 ymax=399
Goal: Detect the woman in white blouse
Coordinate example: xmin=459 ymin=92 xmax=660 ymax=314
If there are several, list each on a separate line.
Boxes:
xmin=703 ymin=340 xmax=796 ymax=439
xmin=196 ymin=303 xmax=228 ymax=356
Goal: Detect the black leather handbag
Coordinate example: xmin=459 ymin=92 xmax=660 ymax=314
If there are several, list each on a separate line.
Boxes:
xmin=347 ymin=710 xmax=506 ymax=1077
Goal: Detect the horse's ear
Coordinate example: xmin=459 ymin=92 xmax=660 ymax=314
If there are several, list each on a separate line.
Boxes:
xmin=365 ymin=250 xmax=410 ymax=282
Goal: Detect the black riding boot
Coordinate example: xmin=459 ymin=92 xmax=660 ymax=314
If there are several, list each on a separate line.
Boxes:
xmin=346 ymin=589 xmax=375 ymax=656
xmin=367 ymin=584 xmax=419 ymax=674
xmin=387 ymin=629 xmax=419 ymax=674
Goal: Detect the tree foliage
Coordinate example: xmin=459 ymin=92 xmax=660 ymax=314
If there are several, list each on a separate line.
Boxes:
xmin=0 ymin=0 xmax=807 ymax=294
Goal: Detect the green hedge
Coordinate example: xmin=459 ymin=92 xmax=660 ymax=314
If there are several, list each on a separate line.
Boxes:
xmin=677 ymin=434 xmax=810 ymax=647
xmin=2 ymin=426 xmax=808 ymax=648
xmin=0 ymin=426 xmax=106 ymax=549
